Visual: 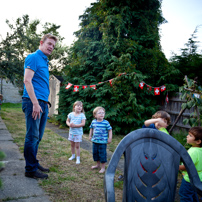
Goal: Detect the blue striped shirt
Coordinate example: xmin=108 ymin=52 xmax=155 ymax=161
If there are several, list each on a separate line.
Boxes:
xmin=90 ymin=119 xmax=112 ymax=144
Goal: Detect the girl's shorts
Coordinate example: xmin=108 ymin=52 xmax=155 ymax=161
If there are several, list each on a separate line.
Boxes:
xmin=68 ymin=134 xmax=82 ymax=142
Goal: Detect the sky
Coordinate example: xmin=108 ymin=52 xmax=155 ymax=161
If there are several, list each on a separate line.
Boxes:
xmin=0 ymin=0 xmax=201 ymax=60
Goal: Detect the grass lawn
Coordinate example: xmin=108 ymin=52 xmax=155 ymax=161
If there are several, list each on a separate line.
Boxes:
xmin=0 ymin=103 xmax=124 ymax=202
xmin=1 ymin=103 xmax=192 ymax=202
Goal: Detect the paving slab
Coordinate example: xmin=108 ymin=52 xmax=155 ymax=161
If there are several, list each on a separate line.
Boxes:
xmin=0 ymin=175 xmax=46 ymax=199
xmin=0 ymin=131 xmax=13 ymax=141
xmin=0 ymin=117 xmax=51 ymax=202
xmin=0 ymin=141 xmax=23 ymax=160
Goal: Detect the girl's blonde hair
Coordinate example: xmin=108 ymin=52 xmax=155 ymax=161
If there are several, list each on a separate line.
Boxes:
xmin=152 ymin=110 xmax=171 ymax=125
xmin=73 ymin=101 xmax=84 ymax=113
xmin=93 ymin=106 xmax=105 ymax=118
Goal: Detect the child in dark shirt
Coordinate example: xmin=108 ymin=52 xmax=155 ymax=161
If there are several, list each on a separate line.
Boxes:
xmin=142 ymin=110 xmax=171 ymax=135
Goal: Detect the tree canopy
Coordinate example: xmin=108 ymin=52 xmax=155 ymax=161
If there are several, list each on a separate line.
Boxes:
xmin=170 ymin=26 xmax=202 ymax=86
xmin=0 ymin=15 xmax=68 ymax=91
xmin=57 ymin=0 xmax=179 ymax=135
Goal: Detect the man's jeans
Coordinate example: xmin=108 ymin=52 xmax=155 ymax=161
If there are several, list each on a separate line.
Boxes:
xmin=179 ymin=178 xmax=199 ymax=202
xmin=22 ymin=98 xmax=49 ymax=173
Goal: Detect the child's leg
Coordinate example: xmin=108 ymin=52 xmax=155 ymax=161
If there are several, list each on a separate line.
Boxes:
xmin=75 ymin=142 xmax=80 ymax=164
xmin=99 ymin=144 xmax=107 ymax=173
xmin=99 ymin=163 xmax=105 ymax=173
xmin=69 ymin=141 xmax=75 ymax=160
xmin=75 ymin=142 xmax=80 ymax=157
xmin=91 ymin=143 xmax=100 ymax=169
xmin=70 ymin=141 xmax=75 ymax=154
xmin=179 ymin=178 xmax=199 ymax=202
xmin=91 ymin=161 xmax=100 ymax=169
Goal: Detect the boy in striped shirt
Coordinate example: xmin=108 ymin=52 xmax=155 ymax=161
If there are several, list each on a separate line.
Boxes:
xmin=89 ymin=107 xmax=112 ymax=173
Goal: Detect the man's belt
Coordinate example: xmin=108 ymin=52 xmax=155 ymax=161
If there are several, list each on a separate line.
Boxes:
xmin=38 ymin=99 xmax=52 ymax=108
xmin=22 ymin=98 xmax=51 ymax=108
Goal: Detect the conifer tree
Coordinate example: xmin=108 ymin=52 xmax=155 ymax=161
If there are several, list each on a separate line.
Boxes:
xmin=170 ymin=26 xmax=202 ymax=86
xmin=58 ymin=0 xmax=179 ymax=134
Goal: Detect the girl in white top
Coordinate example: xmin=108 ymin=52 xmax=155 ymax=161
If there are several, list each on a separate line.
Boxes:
xmin=66 ymin=101 xmax=86 ymax=164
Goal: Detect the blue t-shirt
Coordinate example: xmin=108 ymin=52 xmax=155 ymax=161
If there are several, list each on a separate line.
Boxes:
xmin=68 ymin=112 xmax=86 ymax=136
xmin=142 ymin=123 xmax=156 ymax=129
xmin=23 ymin=49 xmax=50 ymax=102
xmin=89 ymin=119 xmax=112 ymax=144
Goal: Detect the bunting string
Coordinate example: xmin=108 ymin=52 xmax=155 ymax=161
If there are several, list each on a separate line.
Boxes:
xmin=65 ymin=72 xmax=168 ymax=99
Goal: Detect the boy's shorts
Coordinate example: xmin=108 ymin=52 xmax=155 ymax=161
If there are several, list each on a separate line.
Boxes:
xmin=68 ymin=134 xmax=82 ymax=142
xmin=92 ymin=142 xmax=107 ymax=163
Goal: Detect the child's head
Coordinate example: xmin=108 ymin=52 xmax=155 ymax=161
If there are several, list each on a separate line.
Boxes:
xmin=152 ymin=111 xmax=171 ymax=125
xmin=93 ymin=106 xmax=105 ymax=119
xmin=73 ymin=101 xmax=84 ymax=113
xmin=188 ymin=127 xmax=202 ymax=147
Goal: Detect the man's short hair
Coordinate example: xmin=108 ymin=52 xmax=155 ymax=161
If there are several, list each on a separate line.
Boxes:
xmin=41 ymin=33 xmax=58 ymax=43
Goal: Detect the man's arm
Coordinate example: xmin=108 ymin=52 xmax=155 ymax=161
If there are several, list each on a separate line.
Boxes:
xmin=24 ymin=68 xmax=42 ymax=120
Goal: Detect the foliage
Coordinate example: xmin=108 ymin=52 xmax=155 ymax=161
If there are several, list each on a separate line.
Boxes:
xmin=172 ymin=131 xmax=190 ymax=150
xmin=179 ymin=76 xmax=202 ymax=127
xmin=57 ymin=0 xmax=179 ymax=135
xmin=0 ymin=15 xmax=68 ymax=92
xmin=170 ymin=26 xmax=202 ymax=86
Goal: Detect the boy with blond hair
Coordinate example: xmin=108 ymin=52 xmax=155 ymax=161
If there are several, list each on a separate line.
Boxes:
xmin=89 ymin=107 xmax=112 ymax=173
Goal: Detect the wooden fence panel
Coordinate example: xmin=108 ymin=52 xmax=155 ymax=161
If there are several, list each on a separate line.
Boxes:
xmin=163 ymin=93 xmax=195 ymax=132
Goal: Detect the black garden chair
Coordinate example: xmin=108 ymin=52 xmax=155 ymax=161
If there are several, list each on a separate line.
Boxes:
xmin=104 ymin=128 xmax=202 ymax=202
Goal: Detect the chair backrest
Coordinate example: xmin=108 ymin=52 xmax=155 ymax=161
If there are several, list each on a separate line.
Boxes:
xmin=104 ymin=128 xmax=202 ymax=202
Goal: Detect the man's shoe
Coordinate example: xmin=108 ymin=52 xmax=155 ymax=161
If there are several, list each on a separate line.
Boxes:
xmin=38 ymin=164 xmax=50 ymax=172
xmin=25 ymin=170 xmax=48 ymax=179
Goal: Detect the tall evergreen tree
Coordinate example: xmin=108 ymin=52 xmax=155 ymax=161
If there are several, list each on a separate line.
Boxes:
xmin=58 ymin=0 xmax=179 ymax=135
xmin=170 ymin=26 xmax=202 ymax=86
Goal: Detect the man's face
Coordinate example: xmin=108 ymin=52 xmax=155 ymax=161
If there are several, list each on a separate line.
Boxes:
xmin=40 ymin=38 xmax=56 ymax=56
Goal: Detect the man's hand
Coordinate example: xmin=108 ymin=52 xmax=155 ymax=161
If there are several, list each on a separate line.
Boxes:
xmin=32 ymin=103 xmax=43 ymax=120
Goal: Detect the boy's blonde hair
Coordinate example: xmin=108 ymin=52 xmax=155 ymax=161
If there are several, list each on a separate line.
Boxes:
xmin=189 ymin=127 xmax=202 ymax=147
xmin=73 ymin=101 xmax=84 ymax=113
xmin=93 ymin=106 xmax=105 ymax=118
xmin=152 ymin=110 xmax=171 ymax=125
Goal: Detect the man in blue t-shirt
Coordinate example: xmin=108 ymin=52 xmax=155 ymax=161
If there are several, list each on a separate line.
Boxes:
xmin=22 ymin=34 xmax=57 ymax=179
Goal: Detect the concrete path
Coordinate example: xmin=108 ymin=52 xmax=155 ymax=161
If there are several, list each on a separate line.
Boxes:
xmin=0 ymin=117 xmax=51 ymax=202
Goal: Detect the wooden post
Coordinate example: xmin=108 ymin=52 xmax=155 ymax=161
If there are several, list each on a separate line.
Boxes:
xmin=195 ymin=106 xmax=200 ymax=126
xmin=169 ymin=107 xmax=187 ymax=134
